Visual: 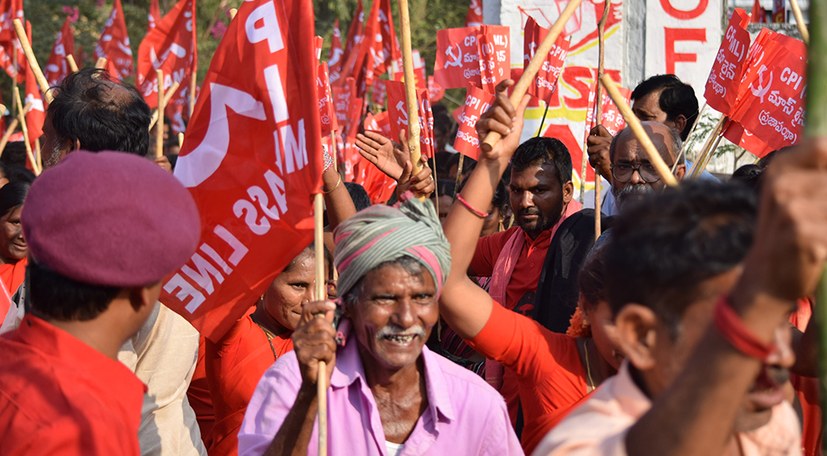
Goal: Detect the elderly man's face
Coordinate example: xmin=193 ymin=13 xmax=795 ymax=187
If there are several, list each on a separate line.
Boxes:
xmin=610 ymin=122 xmax=684 ymax=210
xmin=347 ymin=261 xmax=439 ymax=374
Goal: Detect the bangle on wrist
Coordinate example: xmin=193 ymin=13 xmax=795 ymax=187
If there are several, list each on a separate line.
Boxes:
xmin=456 ymin=194 xmax=490 ymax=218
xmin=323 ymin=174 xmax=342 ymax=194
xmin=713 ymin=296 xmax=775 ymax=360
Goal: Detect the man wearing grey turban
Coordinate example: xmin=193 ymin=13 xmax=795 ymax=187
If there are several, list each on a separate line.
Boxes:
xmin=238 ymin=197 xmax=521 ymax=456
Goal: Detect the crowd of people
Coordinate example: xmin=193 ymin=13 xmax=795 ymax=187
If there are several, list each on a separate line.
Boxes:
xmin=0 ymin=47 xmax=822 ymax=456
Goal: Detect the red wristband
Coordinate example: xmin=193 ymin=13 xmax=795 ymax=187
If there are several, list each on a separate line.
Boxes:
xmin=713 ymin=296 xmax=775 ymax=360
xmin=456 ymin=194 xmax=490 ymax=218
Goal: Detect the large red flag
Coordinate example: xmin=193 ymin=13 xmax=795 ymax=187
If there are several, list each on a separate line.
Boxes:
xmin=465 ymin=0 xmax=483 ymax=27
xmin=137 ymin=0 xmax=197 ymax=109
xmin=342 ymin=0 xmax=364 ymax=58
xmin=328 ymin=19 xmax=344 ymax=81
xmin=44 ymin=17 xmax=76 ymax=87
xmin=750 ymin=0 xmax=765 ymax=23
xmin=434 ymin=27 xmax=482 ymax=89
xmin=20 ymin=22 xmax=42 ymax=146
xmin=163 ymin=0 xmax=323 ymax=341
xmin=95 ymin=0 xmax=133 ymax=79
xmin=453 ymin=85 xmax=495 ymax=159
xmin=523 ymin=16 xmax=569 ymax=104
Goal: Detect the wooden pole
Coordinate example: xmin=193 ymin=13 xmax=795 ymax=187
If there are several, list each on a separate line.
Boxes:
xmin=593 ymin=0 xmax=610 ymax=240
xmin=689 ymin=116 xmax=727 ymax=179
xmin=312 ymin=193 xmax=328 ymax=456
xmin=807 ymin=0 xmax=827 ymax=450
xmin=482 ymin=0 xmax=581 ymax=152
xmin=0 ymin=103 xmax=29 ymax=158
xmin=599 ymin=74 xmax=677 ymax=186
xmin=149 ymin=81 xmax=180 ymax=130
xmin=95 ymin=57 xmax=108 ymax=69
xmin=789 ymin=0 xmax=809 ymax=44
xmin=229 ymin=8 xmax=238 ymax=19
xmin=189 ymin=73 xmax=197 ymax=116
xmin=155 ymin=70 xmax=165 ymax=159
xmin=12 ymin=87 xmax=39 ymax=175
xmin=397 ymin=0 xmax=422 ymax=173
xmin=12 ymin=19 xmax=52 ymax=104
xmin=66 ymin=54 xmax=79 ymax=73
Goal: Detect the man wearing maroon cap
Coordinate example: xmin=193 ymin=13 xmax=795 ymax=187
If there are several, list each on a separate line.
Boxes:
xmin=0 ymin=151 xmax=200 ymax=454
xmin=39 ymin=68 xmax=205 ymax=455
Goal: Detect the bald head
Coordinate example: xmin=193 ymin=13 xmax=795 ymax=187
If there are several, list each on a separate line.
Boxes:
xmin=609 ymin=121 xmax=686 ymax=211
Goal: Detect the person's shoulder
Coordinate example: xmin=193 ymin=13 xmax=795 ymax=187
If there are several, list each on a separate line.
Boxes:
xmin=426 ymin=349 xmax=500 ymax=399
xmin=480 ymin=226 xmax=520 ymax=245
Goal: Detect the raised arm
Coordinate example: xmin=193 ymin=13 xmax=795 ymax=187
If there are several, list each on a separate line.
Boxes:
xmin=625 ymin=141 xmax=827 ymax=455
xmin=439 ymin=80 xmax=530 ymax=339
xmin=322 ymin=148 xmax=356 ymax=231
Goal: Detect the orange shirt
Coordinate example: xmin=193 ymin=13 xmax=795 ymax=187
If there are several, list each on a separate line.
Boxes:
xmin=188 ymin=338 xmax=216 ymax=448
xmin=205 ymin=314 xmax=293 ymax=456
xmin=471 ymin=227 xmax=551 ymax=315
xmin=468 ymin=302 xmax=590 ymax=454
xmin=0 ymin=315 xmax=145 ymax=455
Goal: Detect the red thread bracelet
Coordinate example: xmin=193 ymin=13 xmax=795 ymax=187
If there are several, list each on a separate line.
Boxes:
xmin=456 ymin=194 xmax=490 ymax=218
xmin=713 ymin=296 xmax=775 ymax=360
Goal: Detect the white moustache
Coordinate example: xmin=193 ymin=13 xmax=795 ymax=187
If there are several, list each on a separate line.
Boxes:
xmin=376 ymin=325 xmax=426 ymax=339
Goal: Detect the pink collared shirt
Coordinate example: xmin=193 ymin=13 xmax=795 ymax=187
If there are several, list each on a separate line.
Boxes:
xmin=532 ymin=362 xmax=802 ymax=456
xmin=239 ymin=335 xmax=523 ymax=456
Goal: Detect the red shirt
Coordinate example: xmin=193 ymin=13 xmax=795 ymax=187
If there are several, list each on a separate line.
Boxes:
xmin=468 ymin=302 xmax=590 ymax=454
xmin=205 ymin=313 xmax=293 ymax=456
xmin=470 ymin=226 xmax=551 ymax=315
xmin=0 ymin=314 xmax=145 ymax=455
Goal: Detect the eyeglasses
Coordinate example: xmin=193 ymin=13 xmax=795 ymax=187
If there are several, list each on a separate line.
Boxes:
xmin=611 ymin=162 xmax=663 ymax=183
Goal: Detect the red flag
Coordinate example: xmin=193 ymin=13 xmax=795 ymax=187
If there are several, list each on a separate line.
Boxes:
xmin=375 ymin=0 xmax=399 ymax=75
xmin=704 ymin=9 xmax=750 ymax=116
xmin=21 ymin=22 xmax=43 ymax=146
xmin=453 ymin=85 xmax=495 ymax=159
xmin=317 ymin=62 xmax=338 ymax=136
xmin=342 ymin=0 xmax=364 ymax=58
xmin=434 ymin=27 xmax=482 ymax=89
xmin=465 ymin=0 xmax=483 ymax=27
xmin=148 ymin=0 xmax=161 ymax=31
xmin=0 ymin=0 xmax=23 ymax=82
xmin=477 ymin=25 xmax=510 ymax=92
xmin=727 ymin=31 xmax=806 ymax=152
xmin=771 ymin=0 xmax=785 ymax=22
xmin=332 ymin=77 xmax=357 ymax=137
xmin=722 ymin=121 xmax=773 ymax=158
xmin=370 ymin=77 xmax=388 ymax=106
xmin=584 ymin=80 xmax=630 ymax=140
xmin=386 ymin=80 xmax=434 ymax=158
xmin=95 ymin=0 xmax=134 ymax=79
xmin=523 ymin=16 xmax=569 ymax=104
xmin=428 ymin=76 xmax=444 ymax=103
xmin=44 ymin=17 xmax=76 ymax=87
xmin=137 ymin=0 xmax=197 ymax=109
xmin=340 ymin=0 xmax=379 ymax=96
xmin=163 ymin=0 xmax=323 ymax=341
xmin=750 ymin=0 xmax=765 ymax=23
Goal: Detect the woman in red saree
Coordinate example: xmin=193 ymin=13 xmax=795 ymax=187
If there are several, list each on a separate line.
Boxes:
xmin=0 ymin=182 xmax=30 ymax=333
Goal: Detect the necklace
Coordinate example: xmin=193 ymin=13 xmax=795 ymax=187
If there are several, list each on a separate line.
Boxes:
xmin=250 ymin=314 xmax=279 ymax=360
xmin=583 ymin=339 xmax=596 ymax=393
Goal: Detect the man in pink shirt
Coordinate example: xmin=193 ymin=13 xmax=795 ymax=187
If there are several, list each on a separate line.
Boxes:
xmin=533 ymin=166 xmax=822 ymax=454
xmin=239 ymin=197 xmax=521 ymax=456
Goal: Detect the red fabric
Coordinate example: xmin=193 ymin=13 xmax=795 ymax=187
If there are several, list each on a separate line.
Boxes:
xmin=0 ymin=256 xmax=26 ymax=298
xmin=386 ymin=80 xmax=435 ymax=158
xmin=454 ymin=86 xmax=495 ymax=159
xmin=327 ymin=19 xmax=343 ymax=81
xmin=317 ymin=62 xmax=338 ymax=136
xmin=751 ymin=0 xmax=765 ymax=23
xmin=714 ymin=296 xmax=774 ymax=360
xmin=187 ymin=338 xmax=215 ymax=449
xmin=0 ymin=315 xmax=145 ymax=454
xmin=44 ymin=17 xmax=76 ymax=87
xmin=703 ymin=8 xmax=750 ymax=116
xmin=148 ymin=0 xmax=161 ymax=30
xmin=789 ymin=298 xmax=822 ymax=456
xmin=136 ymin=0 xmax=197 ymax=109
xmin=23 ymin=22 xmax=44 ymax=147
xmin=523 ymin=16 xmax=570 ymax=105
xmin=95 ymin=0 xmax=133 ymax=79
xmin=205 ymin=314 xmax=293 ymax=455
xmin=0 ymin=0 xmax=23 ymax=82
xmin=477 ymin=25 xmax=510 ymax=93
xmin=468 ymin=302 xmax=589 ymax=454
xmin=465 ymin=0 xmax=483 ymax=27
xmin=434 ymin=27 xmax=483 ymax=89
xmin=162 ymin=0 xmax=323 ymax=342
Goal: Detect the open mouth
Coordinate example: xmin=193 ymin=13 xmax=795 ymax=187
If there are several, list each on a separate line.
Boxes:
xmin=381 ymin=333 xmax=419 ymax=345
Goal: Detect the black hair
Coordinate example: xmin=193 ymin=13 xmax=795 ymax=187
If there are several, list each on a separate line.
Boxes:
xmin=47 ymin=68 xmax=151 ymax=157
xmin=28 ymin=261 xmax=121 ymax=321
xmin=344 ymin=182 xmax=371 ymax=212
xmin=0 ymin=182 xmax=29 ymax=217
xmin=730 ymin=164 xmax=763 ymax=193
xmin=510 ymin=137 xmax=573 ymax=187
xmin=2 ymin=164 xmax=35 ymax=185
xmin=577 ymin=235 xmax=611 ymax=311
xmin=631 ymin=74 xmax=699 ymax=140
xmin=0 ymin=142 xmax=27 ymax=168
xmin=604 ymin=180 xmax=756 ymax=338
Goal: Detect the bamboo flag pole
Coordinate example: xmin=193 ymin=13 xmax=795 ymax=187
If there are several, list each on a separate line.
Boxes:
xmin=149 ymin=81 xmax=180 ymax=130
xmin=12 ymin=19 xmax=52 ymax=104
xmin=807 ymin=0 xmax=827 ymax=451
xmin=312 ymin=193 xmax=328 ymax=456
xmin=689 ymin=115 xmax=727 ymax=178
xmin=229 ymin=8 xmax=238 ymax=19
xmin=397 ymin=0 xmax=422 ymax=173
xmin=95 ymin=57 xmax=107 ymax=69
xmin=189 ymin=74 xmax=197 ymax=116
xmin=66 ymin=54 xmax=79 ymax=73
xmin=600 ymin=74 xmax=677 ymax=186
xmin=593 ymin=0 xmax=610 ymax=240
xmin=789 ymin=0 xmax=809 ymax=44
xmin=12 ymin=87 xmax=39 ymax=175
xmin=0 ymin=103 xmax=30 ymax=157
xmin=155 ymin=70 xmax=165 ymax=159
xmin=482 ymin=0 xmax=581 ymax=152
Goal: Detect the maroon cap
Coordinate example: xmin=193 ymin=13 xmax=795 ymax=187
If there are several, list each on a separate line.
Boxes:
xmin=22 ymin=151 xmax=201 ymax=287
